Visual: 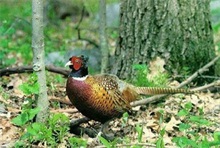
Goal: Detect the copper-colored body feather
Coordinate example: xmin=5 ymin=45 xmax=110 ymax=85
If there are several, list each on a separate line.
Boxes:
xmin=66 ymin=56 xmax=194 ymax=123
xmin=66 ymin=74 xmax=136 ymax=123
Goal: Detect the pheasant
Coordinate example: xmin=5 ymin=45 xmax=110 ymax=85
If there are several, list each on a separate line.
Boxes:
xmin=65 ymin=55 xmax=194 ymax=124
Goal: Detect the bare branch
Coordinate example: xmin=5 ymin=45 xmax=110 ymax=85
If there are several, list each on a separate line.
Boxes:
xmin=191 ymin=80 xmax=220 ymax=92
xmin=95 ymin=143 xmax=156 ymax=148
xmin=0 ymin=65 xmax=70 ymax=77
xmin=177 ymin=55 xmax=220 ymax=88
xmin=50 ymin=108 xmax=78 ymax=113
xmin=49 ymin=96 xmax=72 ymax=105
xmin=131 ymin=55 xmax=220 ymax=107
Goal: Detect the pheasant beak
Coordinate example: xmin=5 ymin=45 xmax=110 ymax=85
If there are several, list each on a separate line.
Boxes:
xmin=65 ymin=61 xmax=73 ymax=67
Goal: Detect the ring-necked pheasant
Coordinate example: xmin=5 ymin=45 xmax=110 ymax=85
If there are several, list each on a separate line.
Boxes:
xmin=65 ymin=55 xmax=194 ymax=125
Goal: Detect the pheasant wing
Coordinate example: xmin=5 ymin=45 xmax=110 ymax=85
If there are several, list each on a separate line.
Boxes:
xmin=93 ymin=74 xmax=131 ymax=113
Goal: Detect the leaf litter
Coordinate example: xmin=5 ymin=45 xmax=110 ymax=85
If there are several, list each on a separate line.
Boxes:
xmin=0 ymin=74 xmax=220 ymax=147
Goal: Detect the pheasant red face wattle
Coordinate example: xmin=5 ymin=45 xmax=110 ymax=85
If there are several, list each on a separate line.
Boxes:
xmin=72 ymin=57 xmax=82 ymax=70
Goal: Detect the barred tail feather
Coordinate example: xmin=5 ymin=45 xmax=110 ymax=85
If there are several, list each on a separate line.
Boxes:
xmin=135 ymin=87 xmax=193 ymax=95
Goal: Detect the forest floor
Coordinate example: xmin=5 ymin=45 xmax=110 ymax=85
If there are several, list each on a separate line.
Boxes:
xmin=0 ymin=72 xmax=220 ymax=147
xmin=1 ymin=0 xmax=220 ymax=147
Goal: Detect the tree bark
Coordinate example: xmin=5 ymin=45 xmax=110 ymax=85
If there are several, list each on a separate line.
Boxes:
xmin=99 ymin=0 xmax=109 ymax=73
xmin=111 ymin=0 xmax=216 ymax=81
xmin=32 ymin=0 xmax=49 ymax=122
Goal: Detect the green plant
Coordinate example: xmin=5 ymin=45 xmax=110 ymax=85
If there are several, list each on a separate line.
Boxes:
xmin=12 ymin=73 xmax=71 ymax=147
xmin=122 ymin=112 xmax=129 ymax=127
xmin=180 ymin=66 xmax=191 ymax=77
xmin=0 ymin=86 xmax=10 ymax=100
xmin=99 ymin=136 xmax=112 ymax=148
xmin=173 ymin=134 xmax=220 ymax=148
xmin=98 ymin=134 xmax=119 ymax=148
xmin=23 ymin=122 xmax=56 ymax=145
xmin=13 ymin=113 xmax=70 ymax=147
xmin=158 ymin=110 xmax=165 ymax=125
xmin=0 ymin=0 xmax=33 ymax=65
xmin=12 ymin=72 xmax=71 ymax=147
xmin=68 ymin=137 xmax=87 ymax=148
xmin=48 ymin=113 xmax=70 ymax=142
xmin=172 ymin=102 xmax=219 ymax=147
xmin=177 ymin=102 xmax=193 ymax=117
xmin=132 ymin=64 xmax=151 ymax=87
xmin=156 ymin=128 xmax=165 ymax=148
xmin=150 ymin=72 xmax=169 ymax=87
xmin=177 ymin=102 xmax=211 ymax=127
xmin=12 ymin=107 xmax=40 ymax=126
xmin=135 ymin=124 xmax=143 ymax=143
xmin=0 ymin=37 xmax=16 ymax=68
xmin=173 ymin=136 xmax=197 ymax=148
xmin=132 ymin=64 xmax=169 ymax=87
xmin=19 ymin=73 xmax=39 ymax=95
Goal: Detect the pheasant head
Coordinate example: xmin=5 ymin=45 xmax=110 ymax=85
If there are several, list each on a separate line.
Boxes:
xmin=65 ymin=55 xmax=89 ymax=78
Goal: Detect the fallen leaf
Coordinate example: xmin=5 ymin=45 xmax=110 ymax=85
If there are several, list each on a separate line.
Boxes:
xmin=164 ymin=116 xmax=181 ymax=132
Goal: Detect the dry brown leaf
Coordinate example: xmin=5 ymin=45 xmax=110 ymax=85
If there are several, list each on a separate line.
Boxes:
xmin=13 ymin=79 xmax=24 ymax=98
xmin=164 ymin=116 xmax=181 ymax=132
xmin=0 ymin=118 xmax=18 ymax=142
xmin=163 ymin=133 xmax=173 ymax=144
xmin=148 ymin=56 xmax=166 ymax=80
xmin=142 ymin=126 xmax=157 ymax=142
xmin=146 ymin=120 xmax=159 ymax=131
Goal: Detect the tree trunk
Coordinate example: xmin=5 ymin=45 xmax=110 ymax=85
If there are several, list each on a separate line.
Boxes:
xmin=32 ymin=0 xmax=49 ymax=122
xmin=111 ymin=0 xmax=216 ymax=81
xmin=99 ymin=0 xmax=109 ymax=73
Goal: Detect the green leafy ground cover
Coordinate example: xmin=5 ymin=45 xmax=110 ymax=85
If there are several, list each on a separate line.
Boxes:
xmin=0 ymin=0 xmax=220 ymax=147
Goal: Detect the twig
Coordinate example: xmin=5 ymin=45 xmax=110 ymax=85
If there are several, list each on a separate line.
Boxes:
xmin=95 ymin=143 xmax=156 ymax=148
xmin=131 ymin=55 xmax=220 ymax=107
xmin=0 ymin=65 xmax=70 ymax=77
xmin=75 ymin=5 xmax=85 ymax=30
xmin=76 ymin=37 xmax=99 ymax=48
xmin=7 ymin=107 xmax=21 ymax=113
xmin=45 ymin=65 xmax=69 ymax=76
xmin=49 ymin=97 xmax=72 ymax=105
xmin=173 ymin=75 xmax=220 ymax=80
xmin=131 ymin=94 xmax=167 ymax=107
xmin=73 ymin=5 xmax=99 ymax=49
xmin=191 ymin=80 xmax=220 ymax=92
xmin=50 ymin=108 xmax=78 ymax=113
xmin=177 ymin=55 xmax=220 ymax=88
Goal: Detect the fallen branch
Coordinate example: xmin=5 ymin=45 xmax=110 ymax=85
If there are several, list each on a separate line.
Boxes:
xmin=131 ymin=55 xmax=220 ymax=107
xmin=191 ymin=80 xmax=220 ymax=92
xmin=177 ymin=55 xmax=220 ymax=88
xmin=49 ymin=97 xmax=72 ymax=105
xmin=50 ymin=108 xmax=78 ymax=113
xmin=0 ymin=65 xmax=70 ymax=77
xmin=95 ymin=143 xmax=156 ymax=148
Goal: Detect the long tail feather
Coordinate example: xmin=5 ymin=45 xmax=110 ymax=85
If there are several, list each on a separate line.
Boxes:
xmin=135 ymin=87 xmax=194 ymax=95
